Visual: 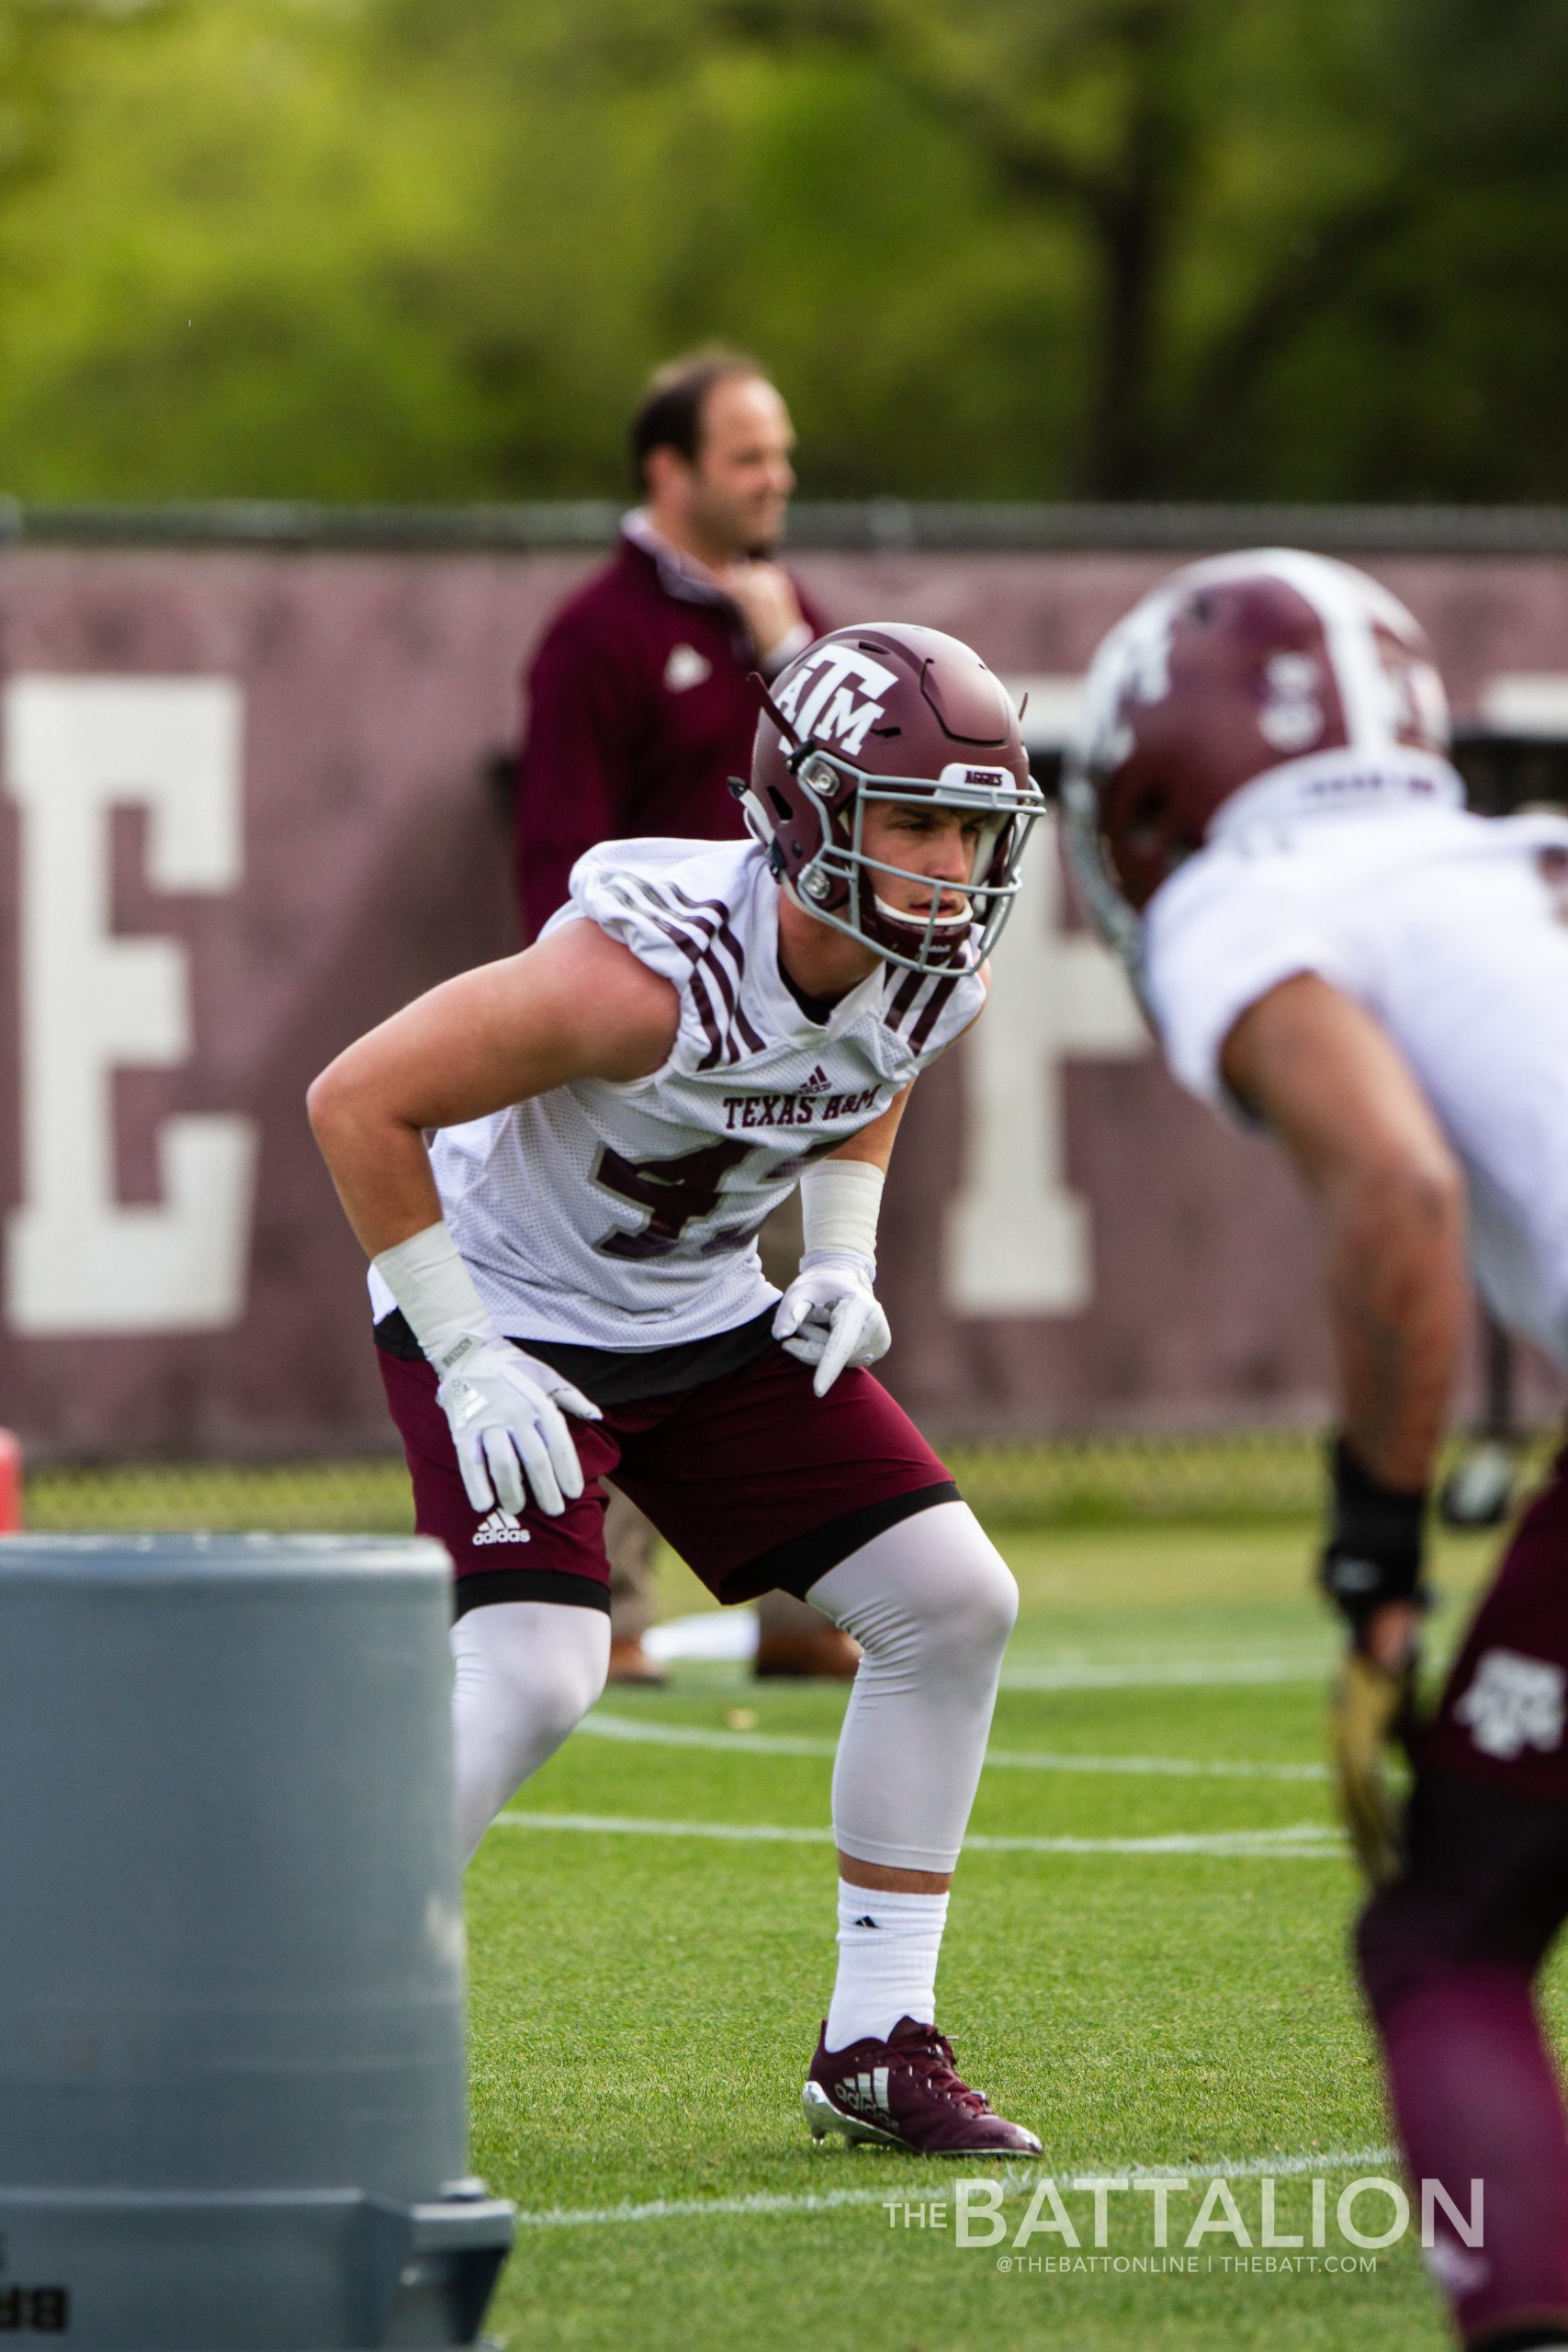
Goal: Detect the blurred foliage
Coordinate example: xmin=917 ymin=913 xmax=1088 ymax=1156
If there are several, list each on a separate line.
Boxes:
xmin=0 ymin=0 xmax=1565 ymax=502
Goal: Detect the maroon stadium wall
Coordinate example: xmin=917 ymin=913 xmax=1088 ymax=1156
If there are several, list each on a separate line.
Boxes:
xmin=3 ymin=532 xmax=1566 ymax=1457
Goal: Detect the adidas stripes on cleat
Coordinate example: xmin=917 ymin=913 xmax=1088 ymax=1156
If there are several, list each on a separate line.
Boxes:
xmin=802 ymin=2016 xmax=1042 ymax=2156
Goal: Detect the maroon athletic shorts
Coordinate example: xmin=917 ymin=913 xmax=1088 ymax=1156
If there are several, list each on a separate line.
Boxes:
xmin=1421 ymin=1433 xmax=1568 ymax=1804
xmin=376 ymin=1332 xmax=958 ymax=1618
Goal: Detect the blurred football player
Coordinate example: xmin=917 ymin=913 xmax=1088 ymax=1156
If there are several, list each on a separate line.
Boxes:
xmin=1066 ymin=549 xmax=1568 ymax=2349
xmin=310 ymin=623 xmax=1045 ymax=2156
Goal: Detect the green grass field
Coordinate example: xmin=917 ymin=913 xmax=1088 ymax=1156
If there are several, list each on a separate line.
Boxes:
xmin=461 ymin=1514 xmax=1546 ymax=2352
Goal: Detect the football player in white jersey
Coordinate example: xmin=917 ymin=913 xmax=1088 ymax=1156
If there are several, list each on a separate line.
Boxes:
xmin=1065 ymin=550 xmax=1568 ymax=2349
xmin=310 ymin=623 xmax=1046 ymax=2155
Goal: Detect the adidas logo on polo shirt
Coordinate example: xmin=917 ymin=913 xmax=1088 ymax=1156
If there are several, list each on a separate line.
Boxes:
xmin=473 ymin=1509 xmax=532 ymax=1546
xmin=663 ymin=643 xmax=712 ymax=694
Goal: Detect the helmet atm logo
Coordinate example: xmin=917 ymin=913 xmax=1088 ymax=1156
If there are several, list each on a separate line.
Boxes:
xmin=1258 ymin=652 xmax=1325 ymax=754
xmin=772 ymin=643 xmax=898 ymax=759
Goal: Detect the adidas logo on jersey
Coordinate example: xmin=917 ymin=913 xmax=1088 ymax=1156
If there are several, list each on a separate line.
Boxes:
xmin=472 ymin=1509 xmax=532 ymax=1546
xmin=805 ymin=1065 xmax=829 ymax=1090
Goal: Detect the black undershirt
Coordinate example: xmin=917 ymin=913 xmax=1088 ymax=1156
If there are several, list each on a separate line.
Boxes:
xmin=374 ymin=1303 xmax=779 ymax=1405
xmin=777 ymin=958 xmax=850 ymax=1028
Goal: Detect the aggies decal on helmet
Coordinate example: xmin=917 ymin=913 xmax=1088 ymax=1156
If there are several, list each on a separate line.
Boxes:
xmin=736 ymin=622 xmax=1046 ymax=977
xmin=1062 ymin=549 xmax=1451 ymax=953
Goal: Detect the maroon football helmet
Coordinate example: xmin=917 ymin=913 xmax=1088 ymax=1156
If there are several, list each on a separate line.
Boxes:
xmin=740 ymin=622 xmax=1045 ymax=974
xmin=1063 ymin=549 xmax=1451 ymax=948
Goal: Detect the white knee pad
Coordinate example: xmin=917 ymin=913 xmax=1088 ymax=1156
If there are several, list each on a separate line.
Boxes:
xmin=450 ymin=1600 xmax=609 ymax=1863
xmin=808 ymin=1500 xmax=1018 ymax=1876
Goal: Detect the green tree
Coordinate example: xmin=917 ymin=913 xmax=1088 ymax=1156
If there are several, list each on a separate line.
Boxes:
xmin=0 ymin=0 xmax=1565 ymax=503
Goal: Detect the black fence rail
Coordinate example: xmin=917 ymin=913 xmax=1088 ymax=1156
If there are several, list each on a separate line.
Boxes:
xmin=11 ymin=500 xmax=1568 ymax=555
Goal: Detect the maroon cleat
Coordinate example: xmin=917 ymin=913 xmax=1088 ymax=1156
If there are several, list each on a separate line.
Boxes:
xmin=802 ymin=2017 xmax=1042 ymax=2157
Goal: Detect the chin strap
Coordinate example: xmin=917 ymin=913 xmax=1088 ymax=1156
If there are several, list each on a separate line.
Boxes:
xmin=747 ymin=671 xmax=805 ymax=756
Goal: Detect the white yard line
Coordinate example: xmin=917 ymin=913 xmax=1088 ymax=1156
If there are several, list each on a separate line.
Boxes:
xmin=494 ymin=1810 xmax=1342 ymax=1859
xmin=1000 ymin=1657 xmax=1327 ymax=1690
xmin=510 ymin=2143 xmax=1396 ymax=2231
xmin=581 ymin=1711 xmax=1326 ymax=1781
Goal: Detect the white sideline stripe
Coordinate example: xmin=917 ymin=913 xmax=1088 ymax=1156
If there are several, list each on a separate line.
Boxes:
xmin=1001 ymin=1657 xmax=1326 ymax=1690
xmin=495 ymin=1810 xmax=1342 ymax=1858
xmin=511 ymin=2142 xmax=1396 ymax=2232
xmin=581 ymin=1711 xmax=1326 ymax=1782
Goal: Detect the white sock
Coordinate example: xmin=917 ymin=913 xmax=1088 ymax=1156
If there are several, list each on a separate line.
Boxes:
xmin=824 ymin=1882 xmax=950 ymax=2051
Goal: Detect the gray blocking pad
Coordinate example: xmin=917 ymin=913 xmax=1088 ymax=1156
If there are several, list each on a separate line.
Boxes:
xmin=0 ymin=1535 xmax=513 ymax=2347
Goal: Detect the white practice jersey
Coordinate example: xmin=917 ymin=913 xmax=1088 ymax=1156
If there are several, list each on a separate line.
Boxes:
xmin=1142 ymin=761 xmax=1568 ymax=1372
xmin=369 ymin=838 xmax=983 ymax=1351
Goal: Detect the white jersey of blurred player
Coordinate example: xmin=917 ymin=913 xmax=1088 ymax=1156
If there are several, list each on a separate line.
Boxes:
xmin=368 ymin=836 xmax=980 ymax=1349
xmin=1065 ymin=548 xmax=1568 ymax=2347
xmin=1142 ymin=768 xmax=1568 ymax=1371
xmin=1066 ymin=555 xmax=1568 ymax=2352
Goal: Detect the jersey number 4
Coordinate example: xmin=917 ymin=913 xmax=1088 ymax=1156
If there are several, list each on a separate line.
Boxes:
xmin=592 ymin=1138 xmax=754 ymax=1260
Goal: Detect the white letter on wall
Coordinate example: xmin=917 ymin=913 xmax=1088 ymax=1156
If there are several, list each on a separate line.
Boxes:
xmin=945 ymin=811 xmax=1147 ymax=1316
xmin=4 ymin=676 xmax=257 ymax=1333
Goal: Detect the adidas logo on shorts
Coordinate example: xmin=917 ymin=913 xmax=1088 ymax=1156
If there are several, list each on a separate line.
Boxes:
xmin=472 ymin=1509 xmax=532 ymax=1546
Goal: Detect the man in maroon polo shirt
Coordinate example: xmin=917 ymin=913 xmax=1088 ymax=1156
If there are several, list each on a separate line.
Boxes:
xmin=515 ymin=349 xmax=848 ymax=1681
xmin=516 ymin=349 xmax=828 ymax=941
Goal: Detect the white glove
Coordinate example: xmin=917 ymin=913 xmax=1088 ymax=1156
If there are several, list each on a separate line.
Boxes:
xmin=772 ymin=1250 xmax=891 ymax=1397
xmin=435 ymin=1334 xmax=601 ymax=1518
xmin=372 ymin=1222 xmax=602 ymax=1518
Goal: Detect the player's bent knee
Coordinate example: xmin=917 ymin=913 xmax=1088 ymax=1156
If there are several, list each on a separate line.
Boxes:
xmin=965 ymin=1532 xmax=1020 ymax=1645
xmin=810 ymin=1500 xmax=1017 ymax=1673
xmin=451 ymin=1600 xmax=609 ymax=1744
xmin=911 ymin=1503 xmax=1017 ymax=1640
xmin=914 ymin=1544 xmax=1018 ymax=1675
xmin=525 ymin=1655 xmax=606 ymax=1749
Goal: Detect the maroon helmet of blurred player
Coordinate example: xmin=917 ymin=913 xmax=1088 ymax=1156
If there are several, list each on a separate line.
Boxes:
xmin=739 ymin=622 xmax=1044 ymax=976
xmin=1062 ymin=548 xmax=1450 ymax=957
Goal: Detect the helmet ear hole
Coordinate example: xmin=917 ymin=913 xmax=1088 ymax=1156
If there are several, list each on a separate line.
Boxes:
xmin=767 ymin=784 xmax=793 ymax=822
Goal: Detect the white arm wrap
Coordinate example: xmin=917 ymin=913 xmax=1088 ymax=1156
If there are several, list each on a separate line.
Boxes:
xmin=372 ymin=1221 xmax=495 ymax=1374
xmin=799 ymin=1159 xmax=885 ymax=1264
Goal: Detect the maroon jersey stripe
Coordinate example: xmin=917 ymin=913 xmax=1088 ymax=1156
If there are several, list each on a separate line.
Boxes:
xmin=661 ymin=880 xmax=749 ymax=974
xmin=652 ymin=881 xmax=751 ymax=1007
xmin=605 ymin=880 xmax=728 ymax=1064
xmin=728 ymin=1002 xmax=768 ymax=1059
xmin=908 ymin=977 xmax=960 ymax=1055
xmin=885 ymin=967 xmax=925 ymax=1036
xmin=644 ymin=879 xmax=765 ymax=1063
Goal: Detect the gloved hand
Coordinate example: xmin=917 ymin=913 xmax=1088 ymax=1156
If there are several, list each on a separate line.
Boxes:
xmin=775 ymin=1250 xmax=893 ymax=1392
xmin=772 ymin=1250 xmax=891 ymax=1397
xmin=1328 ymin=1639 xmax=1418 ymax=1887
xmin=1318 ymin=1436 xmax=1429 ymax=1627
xmin=434 ymin=1334 xmax=601 ymax=1518
xmin=1315 ymin=1438 xmax=1428 ymax=1885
